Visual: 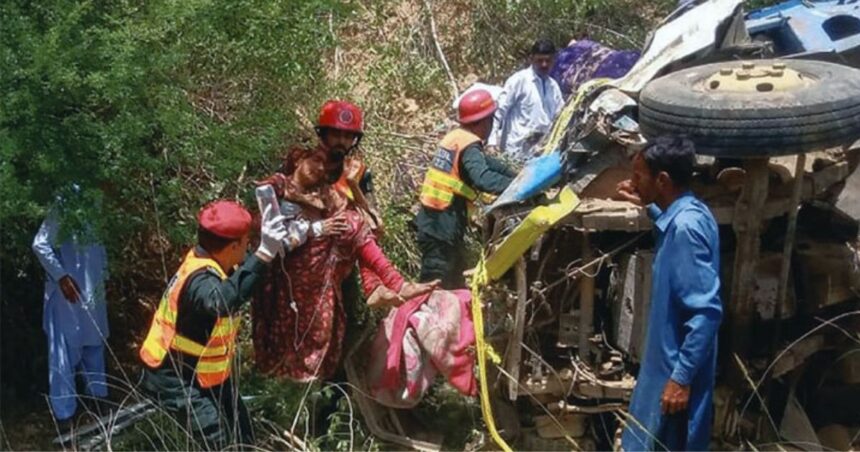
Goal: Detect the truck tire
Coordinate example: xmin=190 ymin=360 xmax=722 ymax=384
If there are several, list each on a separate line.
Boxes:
xmin=638 ymin=59 xmax=860 ymax=157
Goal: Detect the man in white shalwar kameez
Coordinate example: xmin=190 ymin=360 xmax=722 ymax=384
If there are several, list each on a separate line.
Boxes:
xmin=31 ymin=193 xmax=109 ymax=429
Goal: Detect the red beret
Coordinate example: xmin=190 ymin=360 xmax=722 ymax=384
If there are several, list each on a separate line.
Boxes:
xmin=197 ymin=200 xmax=252 ymax=239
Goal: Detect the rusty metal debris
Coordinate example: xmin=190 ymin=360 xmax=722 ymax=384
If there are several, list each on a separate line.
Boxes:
xmin=473 ymin=1 xmax=860 ymax=449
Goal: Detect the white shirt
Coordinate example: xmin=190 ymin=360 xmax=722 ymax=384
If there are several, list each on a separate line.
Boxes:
xmin=491 ymin=66 xmax=564 ymax=161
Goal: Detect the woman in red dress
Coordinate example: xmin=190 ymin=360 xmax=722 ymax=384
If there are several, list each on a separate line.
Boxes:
xmin=252 ymin=147 xmax=434 ymax=382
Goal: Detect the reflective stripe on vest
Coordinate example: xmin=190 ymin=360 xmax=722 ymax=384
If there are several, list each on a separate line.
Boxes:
xmin=419 ymin=128 xmax=481 ymax=211
xmin=139 ymin=249 xmax=241 ymax=388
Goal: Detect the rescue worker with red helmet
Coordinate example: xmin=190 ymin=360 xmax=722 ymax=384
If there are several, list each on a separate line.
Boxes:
xmin=262 ymin=100 xmax=380 ymax=229
xmin=254 ymin=100 xmax=384 ymax=433
xmin=315 ymin=100 xmax=383 ymax=232
xmin=416 ymin=89 xmax=516 ymax=289
xmin=139 ymin=200 xmax=288 ymax=448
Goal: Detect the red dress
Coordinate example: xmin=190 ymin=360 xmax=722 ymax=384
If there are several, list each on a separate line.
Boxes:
xmin=252 ymin=181 xmax=403 ymax=382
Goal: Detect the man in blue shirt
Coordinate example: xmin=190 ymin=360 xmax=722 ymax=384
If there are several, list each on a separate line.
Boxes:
xmin=616 ymin=136 xmax=723 ymax=451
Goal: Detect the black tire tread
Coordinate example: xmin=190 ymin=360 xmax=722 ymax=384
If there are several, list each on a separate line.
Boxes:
xmin=639 ymin=103 xmax=860 ymax=130
xmin=638 ymin=59 xmax=860 ymax=157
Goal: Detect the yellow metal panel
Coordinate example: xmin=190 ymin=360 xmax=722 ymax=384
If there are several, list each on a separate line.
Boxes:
xmin=484 ymin=186 xmax=580 ymax=281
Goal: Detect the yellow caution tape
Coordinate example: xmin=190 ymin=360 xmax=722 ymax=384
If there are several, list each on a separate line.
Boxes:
xmin=471 ymin=77 xmax=603 ymax=450
xmin=471 ymin=186 xmax=582 ymax=450
xmin=470 ymin=255 xmax=512 ymax=452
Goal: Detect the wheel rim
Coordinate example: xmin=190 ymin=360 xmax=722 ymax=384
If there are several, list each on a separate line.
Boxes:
xmin=700 ymin=61 xmax=817 ymax=94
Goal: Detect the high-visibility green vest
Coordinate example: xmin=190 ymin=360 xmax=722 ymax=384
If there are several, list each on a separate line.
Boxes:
xmin=420 ymin=128 xmax=480 ymax=210
xmin=140 ymin=249 xmax=241 ymax=388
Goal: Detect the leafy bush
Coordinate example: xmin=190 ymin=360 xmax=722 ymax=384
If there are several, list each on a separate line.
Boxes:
xmin=0 ymin=0 xmax=347 ymax=417
xmin=1 ymin=0 xmax=348 ymax=256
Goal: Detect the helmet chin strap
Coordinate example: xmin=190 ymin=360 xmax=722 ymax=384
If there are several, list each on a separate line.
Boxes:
xmin=348 ymin=134 xmax=363 ymax=154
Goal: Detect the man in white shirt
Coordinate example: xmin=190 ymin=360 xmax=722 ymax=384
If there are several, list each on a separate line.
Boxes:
xmin=491 ymin=39 xmax=564 ymax=161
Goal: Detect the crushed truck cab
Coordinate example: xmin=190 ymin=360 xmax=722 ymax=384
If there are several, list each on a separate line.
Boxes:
xmin=477 ymin=1 xmax=860 ymax=450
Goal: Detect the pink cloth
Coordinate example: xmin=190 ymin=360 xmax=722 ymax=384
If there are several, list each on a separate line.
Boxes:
xmin=368 ymin=289 xmax=477 ymax=408
xmin=380 ymin=292 xmax=431 ymax=390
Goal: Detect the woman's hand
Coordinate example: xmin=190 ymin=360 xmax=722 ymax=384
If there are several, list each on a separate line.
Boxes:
xmin=399 ymin=280 xmax=440 ymax=300
xmin=344 ymin=158 xmax=363 ymax=186
xmin=367 ymin=285 xmax=406 ymax=308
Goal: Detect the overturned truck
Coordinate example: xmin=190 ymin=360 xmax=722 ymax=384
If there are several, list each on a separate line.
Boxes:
xmin=479 ymin=0 xmax=860 ymax=450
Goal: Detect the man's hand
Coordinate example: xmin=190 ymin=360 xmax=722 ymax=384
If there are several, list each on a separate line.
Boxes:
xmin=485 ymin=145 xmax=502 ymax=155
xmin=661 ymin=379 xmax=690 ymax=415
xmin=615 ymin=179 xmax=643 ymax=206
xmin=256 ymin=205 xmax=288 ymax=262
xmin=368 ymin=210 xmax=385 ymax=237
xmin=59 ymin=275 xmax=82 ymax=304
xmin=399 ymin=280 xmax=440 ymax=300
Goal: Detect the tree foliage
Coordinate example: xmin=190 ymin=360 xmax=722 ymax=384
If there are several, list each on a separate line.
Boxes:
xmin=1 ymin=0 xmax=347 ymax=251
xmin=0 ymin=0 xmax=346 ymax=404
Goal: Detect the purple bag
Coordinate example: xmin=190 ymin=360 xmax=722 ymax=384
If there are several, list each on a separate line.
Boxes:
xmin=550 ymin=39 xmax=640 ymax=97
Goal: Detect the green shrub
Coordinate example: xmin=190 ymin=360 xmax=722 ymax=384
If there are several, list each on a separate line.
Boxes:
xmin=0 ymin=0 xmax=348 ymax=424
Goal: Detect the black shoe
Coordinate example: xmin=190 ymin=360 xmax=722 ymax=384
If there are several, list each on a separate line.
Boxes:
xmin=54 ymin=416 xmax=77 ymax=445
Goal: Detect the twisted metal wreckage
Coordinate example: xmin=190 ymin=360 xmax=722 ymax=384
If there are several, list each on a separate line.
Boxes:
xmin=347 ymin=0 xmax=860 ymax=450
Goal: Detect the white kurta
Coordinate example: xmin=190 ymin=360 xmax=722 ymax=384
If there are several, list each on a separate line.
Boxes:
xmin=32 ymin=209 xmax=109 ymax=419
xmin=491 ymin=66 xmax=564 ymax=161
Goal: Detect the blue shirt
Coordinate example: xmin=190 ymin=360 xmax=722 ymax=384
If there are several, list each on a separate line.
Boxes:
xmin=622 ymin=193 xmax=722 ymax=451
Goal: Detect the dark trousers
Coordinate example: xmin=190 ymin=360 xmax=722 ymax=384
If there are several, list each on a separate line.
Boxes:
xmin=143 ymin=367 xmax=254 ymax=449
xmin=656 ymin=412 xmax=689 ymax=451
xmin=417 ymin=233 xmax=467 ymax=290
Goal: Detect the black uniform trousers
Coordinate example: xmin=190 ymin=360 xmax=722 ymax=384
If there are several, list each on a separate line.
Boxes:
xmin=143 ymin=359 xmax=253 ymax=450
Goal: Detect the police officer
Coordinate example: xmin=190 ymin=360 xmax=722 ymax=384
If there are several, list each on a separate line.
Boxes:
xmin=140 ymin=200 xmax=287 ymax=448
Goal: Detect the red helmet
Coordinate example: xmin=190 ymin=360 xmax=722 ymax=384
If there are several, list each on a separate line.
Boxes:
xmin=317 ymin=100 xmax=364 ymax=135
xmin=458 ymin=89 xmax=497 ymax=124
